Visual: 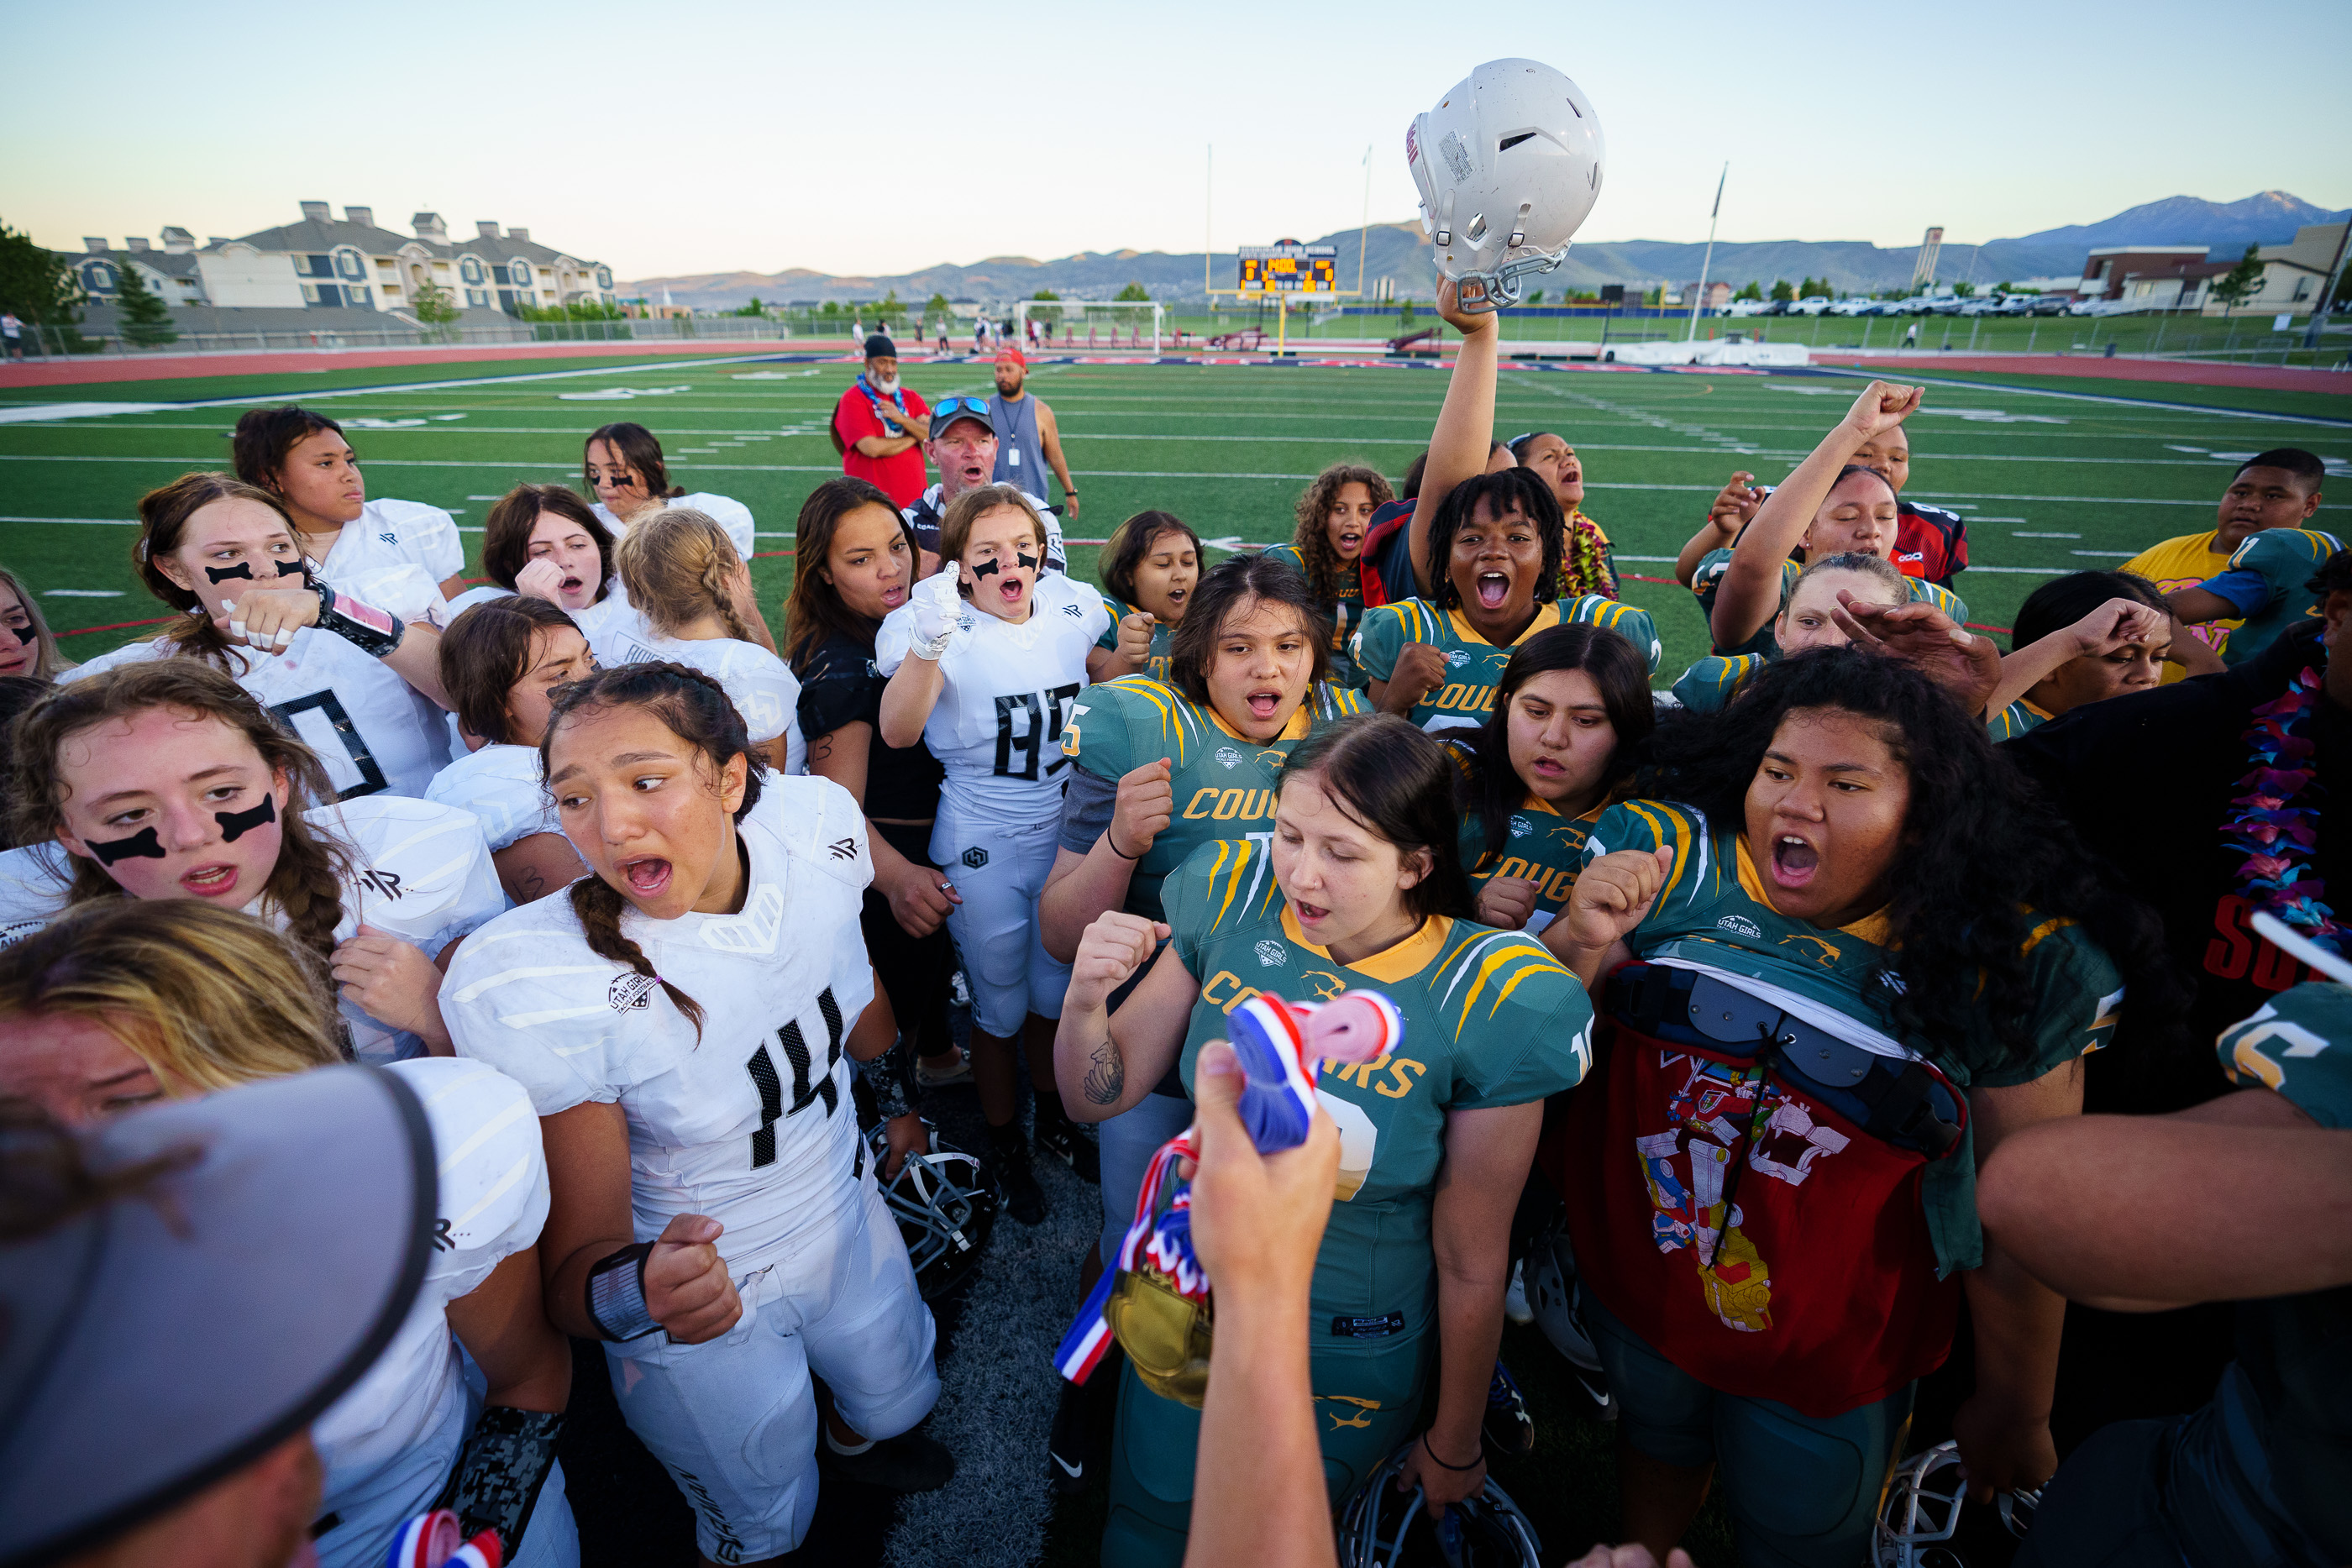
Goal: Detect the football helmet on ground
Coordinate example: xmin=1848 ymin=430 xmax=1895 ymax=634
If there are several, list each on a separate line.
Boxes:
xmin=1874 ymin=1440 xmax=2040 ymax=1568
xmin=1337 ymin=1440 xmax=1541 ymax=1568
xmin=868 ymin=1122 xmax=999 ymax=1299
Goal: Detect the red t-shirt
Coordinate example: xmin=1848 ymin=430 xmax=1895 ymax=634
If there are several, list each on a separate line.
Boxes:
xmin=832 ymin=381 xmax=931 ymax=507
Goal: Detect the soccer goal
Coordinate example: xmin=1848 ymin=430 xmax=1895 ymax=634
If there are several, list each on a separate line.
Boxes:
xmin=1012 ymin=298 xmax=1165 ymax=354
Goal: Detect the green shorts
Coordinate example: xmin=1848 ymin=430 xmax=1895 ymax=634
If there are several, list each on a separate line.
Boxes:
xmin=1585 ymin=1291 xmax=1912 ymax=1568
xmin=1101 ymin=1325 xmax=1433 ymax=1568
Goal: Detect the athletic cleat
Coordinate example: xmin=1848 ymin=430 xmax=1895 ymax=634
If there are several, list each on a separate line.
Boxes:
xmin=824 ymin=1429 xmax=955 ymax=1492
xmin=1503 ymin=1258 xmax=1534 ymax=1326
xmin=1483 ymin=1360 xmax=1536 ymax=1458
xmin=914 ymin=1050 xmax=973 ymax=1088
xmin=1034 ymin=1113 xmax=1101 ymax=1184
xmin=1047 ymin=1378 xmax=1092 ymax=1494
xmin=995 ymin=1136 xmax=1045 ymax=1225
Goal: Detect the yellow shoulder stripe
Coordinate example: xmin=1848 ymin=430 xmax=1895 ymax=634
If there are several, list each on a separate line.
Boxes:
xmin=1455 ymin=943 xmax=1570 ymax=1039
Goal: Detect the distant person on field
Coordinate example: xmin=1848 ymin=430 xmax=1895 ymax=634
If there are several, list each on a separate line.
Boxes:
xmin=831 ymin=333 xmax=932 ymax=509
xmin=990 ymin=348 xmax=1081 ymax=520
xmin=936 ymin=316 xmax=949 ymax=354
xmin=904 ymin=396 xmax=1063 ymax=575
xmin=1509 ymin=431 xmax=1617 ymax=597
xmin=2133 ymin=448 xmax=2331 ymax=669
xmin=1 ymin=311 xmax=21 ymax=359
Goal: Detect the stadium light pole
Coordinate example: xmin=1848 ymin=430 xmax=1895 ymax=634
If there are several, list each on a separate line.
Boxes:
xmin=1205 ymin=145 xmax=1214 ymax=302
xmin=1358 ymin=144 xmax=1373 ymax=298
xmin=1687 ymin=163 xmax=1727 ymax=343
xmin=2304 ymin=220 xmax=2349 ymax=351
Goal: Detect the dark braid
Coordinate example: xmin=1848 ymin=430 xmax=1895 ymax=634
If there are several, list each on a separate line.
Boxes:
xmin=540 ymin=663 xmax=768 ymax=1042
xmin=1425 ymin=469 xmax=1567 ymax=611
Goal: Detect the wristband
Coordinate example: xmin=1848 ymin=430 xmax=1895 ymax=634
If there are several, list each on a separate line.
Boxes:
xmin=1422 ymin=1431 xmax=1483 ymax=1471
xmin=440 ymin=1404 xmax=565 ymax=1555
xmin=585 ymin=1241 xmax=660 ymax=1340
xmin=1105 ymin=834 xmax=1142 ymax=861
xmin=312 ymin=582 xmax=403 ymax=659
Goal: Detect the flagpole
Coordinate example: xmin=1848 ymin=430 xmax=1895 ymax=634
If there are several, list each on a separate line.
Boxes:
xmin=1687 ymin=163 xmax=1727 ymax=343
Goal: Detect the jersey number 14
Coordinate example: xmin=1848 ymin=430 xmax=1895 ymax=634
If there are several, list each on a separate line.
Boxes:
xmin=743 ymin=989 xmax=847 ymax=1167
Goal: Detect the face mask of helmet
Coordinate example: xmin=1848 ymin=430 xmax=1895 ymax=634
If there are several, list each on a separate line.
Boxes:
xmin=1407 ymin=58 xmax=1607 ymax=312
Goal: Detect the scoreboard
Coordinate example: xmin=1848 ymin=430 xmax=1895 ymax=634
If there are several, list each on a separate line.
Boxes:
xmin=1237 ymin=244 xmax=1337 ymax=294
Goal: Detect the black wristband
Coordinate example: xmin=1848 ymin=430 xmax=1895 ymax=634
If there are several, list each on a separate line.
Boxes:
xmin=1422 ymin=1431 xmax=1483 ymax=1471
xmin=1105 ymin=834 xmax=1142 ymax=862
xmin=441 ymin=1404 xmax=565 ymax=1555
xmin=312 ymin=581 xmax=403 ymax=659
xmin=585 ymin=1241 xmax=659 ymax=1340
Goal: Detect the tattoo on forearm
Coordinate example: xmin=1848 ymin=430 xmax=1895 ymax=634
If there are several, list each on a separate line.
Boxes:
xmin=1083 ymin=1037 xmax=1125 ymax=1105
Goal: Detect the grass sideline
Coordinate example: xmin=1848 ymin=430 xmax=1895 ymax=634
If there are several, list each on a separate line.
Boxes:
xmin=6 ymin=356 xmax=2342 ymax=678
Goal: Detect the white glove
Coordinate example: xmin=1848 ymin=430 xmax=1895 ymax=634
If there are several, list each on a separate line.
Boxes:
xmin=910 ymin=563 xmax=963 ymax=658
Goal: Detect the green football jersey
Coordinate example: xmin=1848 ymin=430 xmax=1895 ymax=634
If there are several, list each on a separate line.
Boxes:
xmin=1457 ymin=793 xmax=1603 ymax=936
xmin=1093 ymin=592 xmax=1177 ymax=685
xmin=1582 ymin=799 xmax=2123 ymax=1272
xmin=1984 ymin=698 xmax=2052 ymax=742
xmin=1693 ymin=549 xmax=1970 ymax=658
xmin=1350 ymin=595 xmax=1663 ymax=736
xmin=1671 ymin=653 xmax=1768 ymax=715
xmin=2203 ymin=527 xmax=2343 ymax=669
xmin=1059 ymin=676 xmax=1366 ymax=922
xmin=1261 ymin=542 xmax=1366 ymax=686
xmin=1165 ymin=837 xmax=1593 ymax=1333
xmin=2219 ymin=981 xmax=2352 ymax=1127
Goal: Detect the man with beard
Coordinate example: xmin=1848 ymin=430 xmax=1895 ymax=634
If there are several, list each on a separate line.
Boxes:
xmin=902 ymin=399 xmax=1064 ymax=577
xmin=831 ymin=334 xmax=932 ymax=508
xmin=986 ymin=348 xmax=1080 ymax=522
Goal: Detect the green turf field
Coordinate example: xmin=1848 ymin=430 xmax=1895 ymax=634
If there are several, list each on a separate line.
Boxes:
xmin=6 ymin=354 xmax=2344 ymax=683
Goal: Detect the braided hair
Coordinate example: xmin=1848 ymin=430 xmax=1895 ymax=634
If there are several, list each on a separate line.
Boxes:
xmin=613 ymin=507 xmax=759 ymax=645
xmin=8 ymin=662 xmax=354 ymax=971
xmin=538 ymin=662 xmax=769 ymax=1041
xmin=1423 ymin=469 xmax=1567 ymax=612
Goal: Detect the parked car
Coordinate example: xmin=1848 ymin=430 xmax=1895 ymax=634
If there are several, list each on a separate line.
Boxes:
xmin=1828 ymin=298 xmax=1879 ymax=317
xmin=1995 ymin=294 xmax=2037 ymax=316
xmin=1884 ymin=296 xmax=1932 ymax=316
xmin=1725 ymin=298 xmax=1773 ymax=317
xmin=2068 ymin=296 xmax=2137 ymax=317
xmin=1791 ymin=296 xmax=1835 ymax=316
xmin=1926 ymin=295 xmax=1971 ymax=316
xmin=1958 ymin=296 xmax=2006 ymax=317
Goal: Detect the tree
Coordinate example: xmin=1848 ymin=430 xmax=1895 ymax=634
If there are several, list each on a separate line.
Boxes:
xmin=2211 ymin=244 xmax=2265 ymax=312
xmin=1995 ymin=280 xmax=2015 ymax=294
xmin=1526 ymin=288 xmax=1545 ymax=306
xmin=1952 ymin=281 xmax=1976 ymax=298
xmin=111 ymin=256 xmax=177 ymax=347
xmin=1768 ymin=279 xmax=1794 ymax=302
xmin=1031 ymin=287 xmax=1062 ymax=327
xmin=0 ymin=219 xmax=90 ymax=350
xmin=820 ymin=300 xmax=840 ymax=318
xmin=1733 ymin=280 xmax=1763 ymax=302
xmin=1114 ymin=281 xmax=1151 ymax=302
xmin=410 ymin=280 xmax=461 ymax=339
xmin=733 ymin=296 xmax=766 ymax=317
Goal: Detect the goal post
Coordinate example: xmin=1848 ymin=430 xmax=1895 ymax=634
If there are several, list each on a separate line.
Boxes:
xmin=1012 ymin=298 xmax=1164 ymax=354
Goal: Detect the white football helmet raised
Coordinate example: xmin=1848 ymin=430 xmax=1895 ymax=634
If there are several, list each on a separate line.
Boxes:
xmin=1406 ymin=59 xmax=1606 ymax=312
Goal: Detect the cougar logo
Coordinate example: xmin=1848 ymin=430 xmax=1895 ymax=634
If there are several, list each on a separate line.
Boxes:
xmin=827 ymin=837 xmax=858 ymax=862
xmin=1254 ymin=939 xmax=1288 ymax=968
xmin=1215 ymin=746 xmax=1243 ymax=770
xmin=1717 ymin=915 xmax=1763 ymax=939
xmin=1509 ymin=815 xmax=1533 ymax=839
xmin=1300 ymin=969 xmax=1348 ymax=1000
xmin=609 ymin=973 xmax=659 ymax=1011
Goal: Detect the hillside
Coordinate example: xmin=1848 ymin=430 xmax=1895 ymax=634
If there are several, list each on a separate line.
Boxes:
xmin=622 ymin=191 xmax=2347 ymax=308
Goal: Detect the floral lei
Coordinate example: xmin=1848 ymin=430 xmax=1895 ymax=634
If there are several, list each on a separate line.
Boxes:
xmin=1565 ymin=507 xmax=1618 ymax=600
xmin=2224 ymin=663 xmax=2346 ymax=950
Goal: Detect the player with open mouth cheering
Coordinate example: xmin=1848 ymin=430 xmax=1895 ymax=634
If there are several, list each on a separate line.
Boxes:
xmin=877 ymin=484 xmax=1147 ymax=1220
xmin=440 ymin=662 xmax=953 ymax=1565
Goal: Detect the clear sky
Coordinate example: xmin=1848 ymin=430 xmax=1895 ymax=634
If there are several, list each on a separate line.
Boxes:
xmin=5 ymin=0 xmax=2345 ymax=282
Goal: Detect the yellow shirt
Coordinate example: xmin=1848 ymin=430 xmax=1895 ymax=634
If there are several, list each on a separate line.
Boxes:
xmin=2122 ymin=527 xmax=2234 ymax=679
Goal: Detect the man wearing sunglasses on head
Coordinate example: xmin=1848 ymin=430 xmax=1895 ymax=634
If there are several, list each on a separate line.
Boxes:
xmin=903 ymin=397 xmax=1066 ymax=578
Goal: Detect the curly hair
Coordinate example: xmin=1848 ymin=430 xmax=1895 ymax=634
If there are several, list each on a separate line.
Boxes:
xmin=1468 ymin=625 xmax=1653 ymax=865
xmin=1424 ymin=468 xmax=1566 ymax=611
xmin=9 ymin=662 xmax=354 ymax=972
xmin=1638 ymin=647 xmax=2183 ymax=1078
xmin=539 ymin=663 xmax=769 ymax=1041
xmin=613 ymin=507 xmax=758 ymax=645
xmin=1288 ymin=464 xmax=1394 ymax=603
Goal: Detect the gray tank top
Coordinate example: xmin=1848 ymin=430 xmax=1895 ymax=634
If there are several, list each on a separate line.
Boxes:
xmin=987 ymin=391 xmax=1047 ymax=493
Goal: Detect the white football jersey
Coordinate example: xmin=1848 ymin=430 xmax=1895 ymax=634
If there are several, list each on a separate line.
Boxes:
xmin=874 ymin=571 xmax=1108 ymax=817
xmin=426 ymin=743 xmax=560 ymax=854
xmin=312 ymin=498 xmax=464 ymax=625
xmin=67 ymin=633 xmax=453 ymax=801
xmin=588 ymin=625 xmax=805 ymax=774
xmin=442 ymin=781 xmax=875 ymax=1276
xmin=312 ymin=1056 xmax=549 ymax=1562
xmin=594 ymin=492 xmax=757 ymax=563
xmin=0 ymin=796 xmax=503 ymax=1062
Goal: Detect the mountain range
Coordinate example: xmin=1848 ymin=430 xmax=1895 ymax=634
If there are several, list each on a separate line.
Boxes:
xmin=620 ymin=191 xmax=2348 ymax=309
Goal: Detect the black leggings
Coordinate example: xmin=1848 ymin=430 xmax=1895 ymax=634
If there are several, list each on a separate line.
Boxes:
xmin=864 ymin=821 xmax=958 ymax=1067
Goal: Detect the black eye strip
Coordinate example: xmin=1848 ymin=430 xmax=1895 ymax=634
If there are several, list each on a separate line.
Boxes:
xmin=274 ymin=559 xmax=307 ymax=577
xmin=89 ymin=826 xmax=165 ymax=866
xmin=970 ymin=557 xmax=1002 ymax=579
xmin=1016 ymin=551 xmax=1037 ymax=571
xmin=216 ymin=795 xmax=276 ymax=842
xmin=204 ymin=563 xmax=253 ymax=584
